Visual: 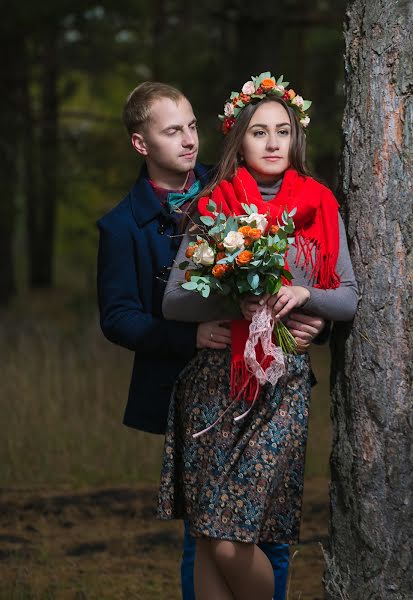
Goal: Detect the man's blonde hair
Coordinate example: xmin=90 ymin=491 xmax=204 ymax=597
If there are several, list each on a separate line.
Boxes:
xmin=123 ymin=81 xmax=185 ymax=135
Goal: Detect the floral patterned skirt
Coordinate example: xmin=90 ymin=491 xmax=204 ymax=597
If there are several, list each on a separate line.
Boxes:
xmin=157 ymin=348 xmax=312 ymax=544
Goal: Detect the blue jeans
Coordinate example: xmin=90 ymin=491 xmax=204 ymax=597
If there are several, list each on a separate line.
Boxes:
xmin=181 ymin=521 xmax=289 ymax=600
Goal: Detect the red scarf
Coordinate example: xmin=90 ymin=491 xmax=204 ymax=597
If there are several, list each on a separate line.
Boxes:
xmin=198 ymin=166 xmax=341 ymax=401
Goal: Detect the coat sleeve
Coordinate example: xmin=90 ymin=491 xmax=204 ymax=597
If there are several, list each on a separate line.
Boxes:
xmin=97 ymin=219 xmax=198 ymax=359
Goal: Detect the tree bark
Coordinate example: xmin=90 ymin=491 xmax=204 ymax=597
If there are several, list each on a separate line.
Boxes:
xmin=326 ymin=1 xmax=413 ymax=598
xmin=28 ymin=32 xmax=59 ymax=288
xmin=0 ymin=28 xmax=25 ymax=305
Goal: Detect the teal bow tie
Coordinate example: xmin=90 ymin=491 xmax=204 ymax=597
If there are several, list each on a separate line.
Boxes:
xmin=166 ymin=179 xmax=202 ymax=213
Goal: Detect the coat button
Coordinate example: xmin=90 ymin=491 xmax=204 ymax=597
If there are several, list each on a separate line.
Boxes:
xmin=158 ymin=266 xmax=169 ymax=277
xmin=158 ymin=225 xmax=166 ymax=234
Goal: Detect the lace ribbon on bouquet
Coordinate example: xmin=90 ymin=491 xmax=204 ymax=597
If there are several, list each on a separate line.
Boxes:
xmin=235 ymin=304 xmax=285 ymax=421
xmin=193 ymin=305 xmax=285 ymax=438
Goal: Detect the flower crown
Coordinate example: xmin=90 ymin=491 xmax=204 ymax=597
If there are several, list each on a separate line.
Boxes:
xmin=218 ymin=71 xmax=312 ymax=134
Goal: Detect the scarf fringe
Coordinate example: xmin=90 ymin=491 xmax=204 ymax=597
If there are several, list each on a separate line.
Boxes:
xmin=294 ymin=236 xmax=340 ymax=289
xmin=230 ymin=354 xmax=273 ymax=404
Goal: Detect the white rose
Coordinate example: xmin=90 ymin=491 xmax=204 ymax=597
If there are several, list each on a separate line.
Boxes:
xmin=239 ymin=212 xmax=268 ymax=232
xmin=242 ymin=81 xmax=255 ymax=95
xmin=274 ymin=84 xmax=285 ymax=93
xmin=192 ymin=242 xmax=215 ymax=266
xmin=223 ymin=231 xmax=245 ymax=253
xmin=291 ymin=95 xmax=304 ymax=109
xmin=300 ymin=116 xmax=310 ymax=128
xmin=224 ymin=102 xmax=234 ymax=117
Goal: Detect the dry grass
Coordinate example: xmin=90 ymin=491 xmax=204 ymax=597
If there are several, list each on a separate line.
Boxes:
xmin=0 ymin=314 xmax=164 ymax=487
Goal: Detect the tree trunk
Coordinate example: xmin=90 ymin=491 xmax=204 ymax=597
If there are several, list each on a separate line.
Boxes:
xmin=0 ymin=29 xmax=25 ymax=305
xmin=28 ymin=32 xmax=59 ymax=288
xmin=326 ymin=1 xmax=413 ymax=598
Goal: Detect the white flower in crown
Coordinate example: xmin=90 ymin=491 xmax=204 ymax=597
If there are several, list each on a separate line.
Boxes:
xmin=291 ymin=95 xmax=304 ymax=109
xmin=192 ymin=242 xmax=215 ymax=266
xmin=242 ymin=81 xmax=255 ymax=95
xmin=239 ymin=212 xmax=268 ymax=232
xmin=224 ymin=102 xmax=235 ymax=117
xmin=223 ymin=231 xmax=245 ymax=253
xmin=300 ymin=116 xmax=310 ymax=128
xmin=274 ymin=84 xmax=285 ymax=93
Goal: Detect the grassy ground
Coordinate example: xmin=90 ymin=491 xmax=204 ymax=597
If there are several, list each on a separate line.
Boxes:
xmin=0 ymin=478 xmax=329 ymax=599
xmin=0 ymin=298 xmax=332 ymax=598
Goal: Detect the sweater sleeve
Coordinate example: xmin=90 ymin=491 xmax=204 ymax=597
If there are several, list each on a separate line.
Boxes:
xmin=162 ymin=226 xmax=242 ymax=322
xmin=300 ymin=214 xmax=359 ymax=321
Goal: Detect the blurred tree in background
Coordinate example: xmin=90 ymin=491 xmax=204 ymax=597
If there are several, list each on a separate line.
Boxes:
xmin=0 ymin=0 xmax=346 ymax=308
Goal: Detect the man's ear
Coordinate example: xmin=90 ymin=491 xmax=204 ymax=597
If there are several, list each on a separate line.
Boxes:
xmin=131 ymin=132 xmax=148 ymax=156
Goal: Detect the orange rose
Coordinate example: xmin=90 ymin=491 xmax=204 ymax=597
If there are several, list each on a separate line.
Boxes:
xmin=185 ymin=270 xmax=192 ymax=282
xmin=216 ymin=252 xmax=226 ymax=262
xmin=239 ymin=93 xmax=251 ymax=103
xmin=248 ymin=228 xmax=262 ymax=241
xmin=261 ymin=78 xmax=275 ymax=90
xmin=238 ymin=225 xmax=252 ymax=237
xmin=236 ymin=250 xmax=254 ymax=266
xmin=269 ymin=225 xmax=279 ymax=235
xmin=212 ymin=264 xmax=227 ymax=279
xmin=243 ymin=237 xmax=253 ymax=247
xmin=287 ymin=89 xmax=296 ymax=100
xmin=185 ymin=244 xmax=197 ymax=258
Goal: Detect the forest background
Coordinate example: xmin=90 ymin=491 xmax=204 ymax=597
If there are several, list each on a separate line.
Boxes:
xmin=1 ymin=1 xmax=349 ymax=598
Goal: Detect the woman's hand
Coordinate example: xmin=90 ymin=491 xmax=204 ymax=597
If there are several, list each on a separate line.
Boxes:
xmin=266 ymin=286 xmax=310 ymax=321
xmin=239 ymin=295 xmax=268 ymax=321
xmin=286 ymin=312 xmax=325 ymax=353
xmin=196 ymin=320 xmax=231 ymax=349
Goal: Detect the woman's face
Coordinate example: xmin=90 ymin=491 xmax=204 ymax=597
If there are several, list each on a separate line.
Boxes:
xmin=240 ymin=101 xmax=291 ymax=183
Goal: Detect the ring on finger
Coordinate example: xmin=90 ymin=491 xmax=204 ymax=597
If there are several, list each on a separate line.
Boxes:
xmin=210 ymin=332 xmax=213 ymax=339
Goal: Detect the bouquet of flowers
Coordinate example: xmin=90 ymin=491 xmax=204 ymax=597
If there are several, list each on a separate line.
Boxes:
xmin=178 ymin=200 xmax=297 ymax=354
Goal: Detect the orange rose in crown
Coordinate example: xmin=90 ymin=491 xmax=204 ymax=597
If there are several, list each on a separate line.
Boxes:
xmin=261 ymin=78 xmax=276 ymax=90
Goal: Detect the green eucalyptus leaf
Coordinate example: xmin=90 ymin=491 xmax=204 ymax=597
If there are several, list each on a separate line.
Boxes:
xmin=199 ymin=215 xmax=215 ymax=227
xmin=181 ymin=281 xmax=198 ymax=291
xmin=206 ymin=200 xmax=217 ymax=213
xmin=178 ymin=261 xmax=189 ymax=270
xmin=247 ymin=272 xmax=260 ymax=289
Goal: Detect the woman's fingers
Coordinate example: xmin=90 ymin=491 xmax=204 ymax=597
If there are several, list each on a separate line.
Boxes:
xmin=267 ymin=287 xmax=310 ymax=320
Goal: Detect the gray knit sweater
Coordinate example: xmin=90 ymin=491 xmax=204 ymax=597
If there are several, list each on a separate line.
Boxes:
xmin=162 ymin=181 xmax=359 ymax=323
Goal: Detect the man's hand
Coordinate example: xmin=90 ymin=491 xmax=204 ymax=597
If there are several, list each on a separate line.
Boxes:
xmin=196 ymin=320 xmax=231 ymax=349
xmin=286 ymin=312 xmax=325 ymax=353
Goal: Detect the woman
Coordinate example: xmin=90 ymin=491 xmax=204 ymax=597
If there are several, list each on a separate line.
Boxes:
xmin=157 ymin=72 xmax=358 ymax=600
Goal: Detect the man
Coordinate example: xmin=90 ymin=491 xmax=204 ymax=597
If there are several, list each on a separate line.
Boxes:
xmin=97 ymin=81 xmax=325 ymax=600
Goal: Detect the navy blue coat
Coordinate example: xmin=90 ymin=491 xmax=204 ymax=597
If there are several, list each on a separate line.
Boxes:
xmin=97 ymin=162 xmax=211 ymax=434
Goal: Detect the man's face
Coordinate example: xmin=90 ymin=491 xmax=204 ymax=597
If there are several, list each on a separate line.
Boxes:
xmin=132 ymin=97 xmax=199 ymax=179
